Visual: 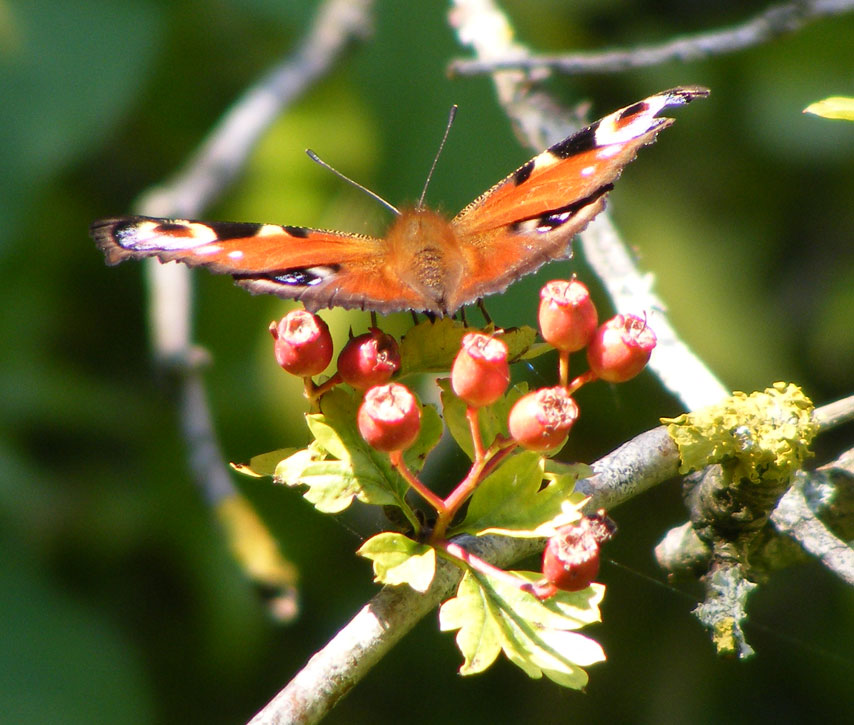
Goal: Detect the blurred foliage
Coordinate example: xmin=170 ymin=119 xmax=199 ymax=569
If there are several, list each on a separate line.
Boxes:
xmin=1 ymin=0 xmax=853 ymax=723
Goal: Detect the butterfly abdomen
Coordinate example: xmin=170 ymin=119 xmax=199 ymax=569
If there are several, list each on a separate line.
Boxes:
xmin=385 ymin=208 xmax=465 ymax=315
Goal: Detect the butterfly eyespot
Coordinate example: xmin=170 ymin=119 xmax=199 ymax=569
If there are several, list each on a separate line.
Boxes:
xmin=154 ymin=222 xmax=194 ymax=234
xmin=537 ymin=211 xmax=573 ymax=233
xmin=267 ymin=265 xmax=340 ymax=288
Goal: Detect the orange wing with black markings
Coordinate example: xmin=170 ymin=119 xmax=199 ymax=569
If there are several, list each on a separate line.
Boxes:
xmin=91 ymin=87 xmax=708 ymax=315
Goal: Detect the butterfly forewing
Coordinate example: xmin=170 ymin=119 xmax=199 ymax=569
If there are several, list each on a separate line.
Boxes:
xmin=448 ymin=86 xmax=708 ymax=308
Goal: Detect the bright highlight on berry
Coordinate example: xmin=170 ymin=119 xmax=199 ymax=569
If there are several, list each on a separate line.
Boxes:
xmin=451 ymin=332 xmax=510 ymax=408
xmin=357 ymin=383 xmax=422 ymax=453
xmin=587 ymin=313 xmax=657 ymax=383
xmin=337 ymin=328 xmax=401 ymax=390
xmin=508 ymin=386 xmax=579 ymax=452
xmin=269 ymin=310 xmax=333 ymax=377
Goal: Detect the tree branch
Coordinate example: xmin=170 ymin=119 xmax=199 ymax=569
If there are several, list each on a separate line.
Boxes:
xmin=128 ymin=0 xmax=373 ymax=506
xmin=449 ymin=0 xmax=854 ymax=77
xmin=450 ymin=0 xmax=728 ymax=409
xmin=248 ymin=396 xmax=854 ymax=724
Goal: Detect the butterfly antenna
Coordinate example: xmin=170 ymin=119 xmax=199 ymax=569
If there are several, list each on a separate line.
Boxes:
xmin=417 ymin=105 xmax=458 ymax=210
xmin=305 ymin=149 xmax=400 ymax=216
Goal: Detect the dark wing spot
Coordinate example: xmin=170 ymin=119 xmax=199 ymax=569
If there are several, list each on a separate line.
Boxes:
xmin=550 ymin=122 xmax=599 ymax=159
xmin=155 ymin=222 xmax=192 ymax=234
xmin=509 ymin=184 xmax=614 ymax=234
xmin=209 ymin=221 xmax=264 ymax=240
xmin=513 ymin=159 xmax=535 ymax=186
xmin=282 ymin=225 xmax=309 ymax=238
xmin=272 ymin=270 xmax=324 ymax=287
xmin=536 ymin=184 xmax=613 ymax=231
xmin=113 ymin=221 xmax=151 ymax=246
xmin=618 ymin=101 xmax=647 ymax=121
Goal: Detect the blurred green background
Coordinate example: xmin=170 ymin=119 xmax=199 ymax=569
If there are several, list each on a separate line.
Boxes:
xmin=2 ymin=0 xmax=853 ymax=722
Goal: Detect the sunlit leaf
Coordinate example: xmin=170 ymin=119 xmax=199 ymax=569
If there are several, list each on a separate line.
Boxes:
xmin=357 ymin=532 xmax=436 ymax=592
xmin=398 ymin=320 xmax=537 ymax=376
xmin=453 ymin=452 xmax=589 ymax=537
xmin=803 ymin=97 xmax=854 ymax=121
xmin=274 ymin=387 xmax=441 ymax=514
xmin=231 ymin=448 xmax=295 ymax=478
xmin=399 ymin=318 xmax=468 ymax=375
xmin=439 ymin=569 xmax=605 ymax=687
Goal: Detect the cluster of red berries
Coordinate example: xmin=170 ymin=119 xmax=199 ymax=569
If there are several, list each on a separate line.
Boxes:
xmin=269 ymin=278 xmax=656 ymax=596
xmin=270 ymin=279 xmax=655 ymax=459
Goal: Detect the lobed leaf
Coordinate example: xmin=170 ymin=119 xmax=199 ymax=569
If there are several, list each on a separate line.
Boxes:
xmin=453 ymin=452 xmax=590 ymax=538
xmin=231 ymin=448 xmax=296 ymax=478
xmin=439 ymin=569 xmax=605 ymax=688
xmin=357 ymin=532 xmax=436 ymax=592
xmin=274 ymin=387 xmax=442 ymax=514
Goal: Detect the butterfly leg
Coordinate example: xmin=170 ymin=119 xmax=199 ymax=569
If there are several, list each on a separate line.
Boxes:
xmin=476 ymin=299 xmax=493 ymax=325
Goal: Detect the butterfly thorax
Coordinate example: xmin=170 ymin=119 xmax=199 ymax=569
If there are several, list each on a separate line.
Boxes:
xmin=385 ymin=207 xmax=465 ymax=315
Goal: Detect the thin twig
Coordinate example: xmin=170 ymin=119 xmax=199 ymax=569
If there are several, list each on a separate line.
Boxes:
xmin=450 ymin=0 xmax=728 ymax=409
xmin=449 ymin=0 xmax=854 ymax=77
xmin=126 ymin=0 xmax=374 ymax=579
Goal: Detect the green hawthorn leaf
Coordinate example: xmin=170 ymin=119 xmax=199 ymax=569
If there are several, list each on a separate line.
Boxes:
xmin=406 ymin=400 xmax=443 ymax=471
xmin=438 ymin=571 xmax=503 ymax=674
xmin=499 ymin=326 xmax=538 ymax=362
xmin=452 ymin=452 xmax=589 ymax=537
xmin=439 ymin=379 xmax=527 ymax=460
xmin=231 ymin=448 xmax=295 ymax=478
xmin=275 ymin=449 xmax=360 ymax=513
xmin=519 ymin=341 xmax=554 ymax=360
xmin=804 ymin=96 xmax=854 ymax=121
xmin=357 ymin=532 xmax=436 ymax=592
xmin=399 ymin=320 xmax=537 ymax=376
xmin=275 ymin=387 xmax=441 ymax=514
xmin=439 ymin=569 xmax=605 ymax=688
xmin=399 ymin=318 xmax=468 ymax=375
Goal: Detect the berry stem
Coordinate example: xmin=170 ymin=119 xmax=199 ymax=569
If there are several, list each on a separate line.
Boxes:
xmin=466 ymin=405 xmax=486 ymax=461
xmin=440 ymin=540 xmax=537 ymax=595
xmin=566 ymin=369 xmax=597 ymax=394
xmin=389 ymin=450 xmax=448 ymax=515
xmin=307 ymin=372 xmax=342 ymax=402
xmin=431 ymin=456 xmax=487 ymax=541
xmin=430 ymin=435 xmax=518 ymax=542
xmin=558 ymin=350 xmax=570 ymax=387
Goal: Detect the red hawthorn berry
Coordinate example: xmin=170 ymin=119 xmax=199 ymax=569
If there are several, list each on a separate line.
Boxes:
xmin=337 ymin=328 xmax=401 ymax=390
xmin=451 ymin=333 xmax=510 ymax=408
xmin=538 ymin=279 xmax=598 ymax=352
xmin=269 ymin=310 xmax=333 ymax=377
xmin=508 ymin=386 xmax=578 ymax=452
xmin=541 ymin=512 xmax=616 ymax=594
xmin=586 ymin=314 xmax=657 ymax=383
xmin=357 ymin=383 xmax=421 ymax=453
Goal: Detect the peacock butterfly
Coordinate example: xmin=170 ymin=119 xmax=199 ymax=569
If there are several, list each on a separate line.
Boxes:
xmin=91 ymin=87 xmax=708 ymax=315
